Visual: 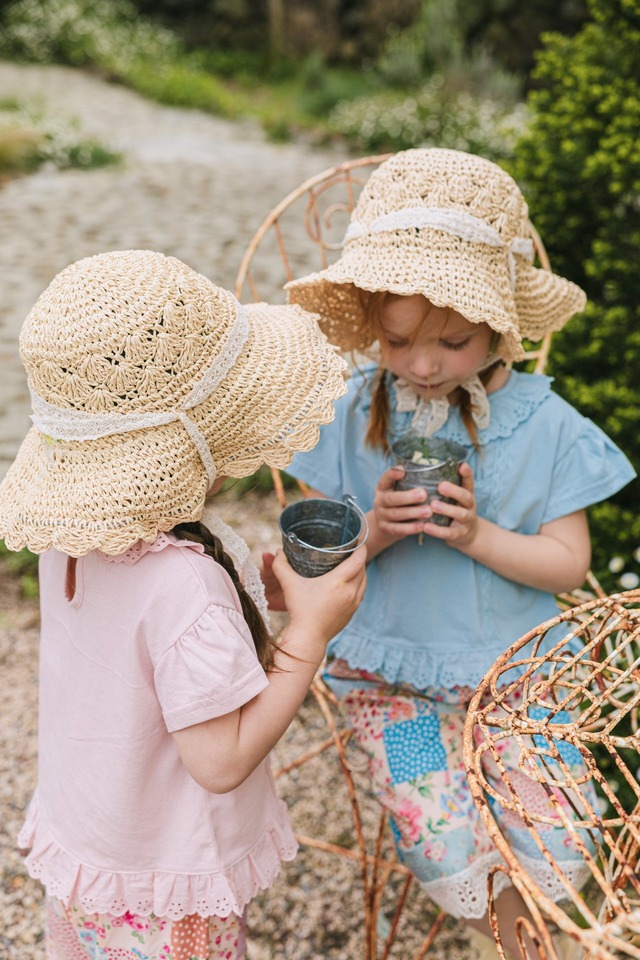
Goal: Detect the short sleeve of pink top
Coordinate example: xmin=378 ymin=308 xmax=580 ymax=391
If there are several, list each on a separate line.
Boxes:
xmin=18 ymin=535 xmax=297 ymax=920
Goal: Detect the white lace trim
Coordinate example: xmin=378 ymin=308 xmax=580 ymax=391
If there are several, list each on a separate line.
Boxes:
xmin=28 ymin=303 xmax=251 ymax=487
xmin=394 ymin=373 xmax=491 ymax=438
xmin=18 ymin=791 xmax=297 ymax=920
xmin=420 ymin=851 xmax=510 ymax=919
xmin=344 ymin=207 xmax=534 ymax=291
xmin=516 ymin=850 xmax=592 ymax=906
xmin=102 ymin=532 xmax=197 ymax=565
xmin=420 ymin=849 xmax=591 ymax=920
xmin=201 ymin=506 xmax=272 ymax=632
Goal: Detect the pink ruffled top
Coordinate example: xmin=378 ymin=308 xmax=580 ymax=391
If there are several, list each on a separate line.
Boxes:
xmin=19 ymin=535 xmax=297 ymax=919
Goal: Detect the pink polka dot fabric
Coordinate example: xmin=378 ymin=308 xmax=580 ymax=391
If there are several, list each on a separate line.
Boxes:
xmin=45 ymin=896 xmax=246 ymax=959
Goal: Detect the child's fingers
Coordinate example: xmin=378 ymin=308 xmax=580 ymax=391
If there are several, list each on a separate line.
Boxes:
xmin=377 ymin=466 xmax=405 ymax=491
xmin=271 ymin=547 xmax=294 ymax=580
xmin=458 ymin=462 xmax=475 ymax=492
xmin=261 ymin=551 xmax=276 ymax=573
xmin=381 ymin=486 xmax=428 ymax=508
xmin=436 ymin=464 xmax=474 ymax=506
xmin=435 ymin=483 xmax=473 ymax=508
xmin=334 ymin=544 xmax=367 ymax=582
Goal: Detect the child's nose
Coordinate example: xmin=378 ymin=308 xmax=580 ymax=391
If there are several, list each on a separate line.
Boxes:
xmin=409 ymin=347 xmax=439 ymax=379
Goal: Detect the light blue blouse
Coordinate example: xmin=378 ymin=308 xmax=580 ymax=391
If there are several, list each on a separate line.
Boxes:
xmin=287 ymin=367 xmax=636 ymax=690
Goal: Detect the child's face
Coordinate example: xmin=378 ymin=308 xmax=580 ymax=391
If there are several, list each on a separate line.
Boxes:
xmin=376 ymin=294 xmax=495 ymax=401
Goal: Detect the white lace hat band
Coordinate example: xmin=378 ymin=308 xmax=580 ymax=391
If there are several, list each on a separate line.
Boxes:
xmin=343 ymin=206 xmax=535 ymax=291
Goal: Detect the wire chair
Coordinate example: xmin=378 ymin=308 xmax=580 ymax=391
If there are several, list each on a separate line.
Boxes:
xmin=464 ymin=590 xmax=640 ymax=960
xmin=234 ymin=155 xmax=583 ymax=959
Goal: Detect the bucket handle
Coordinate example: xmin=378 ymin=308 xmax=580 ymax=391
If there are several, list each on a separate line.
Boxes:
xmin=284 ymin=494 xmax=369 ymax=554
xmin=341 ymin=495 xmax=369 ymax=551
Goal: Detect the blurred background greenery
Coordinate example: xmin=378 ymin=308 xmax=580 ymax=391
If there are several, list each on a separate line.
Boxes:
xmin=0 ymin=0 xmax=638 ymax=599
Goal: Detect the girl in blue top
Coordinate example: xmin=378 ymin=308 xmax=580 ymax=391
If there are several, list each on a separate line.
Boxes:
xmin=270 ymin=149 xmax=636 ymax=956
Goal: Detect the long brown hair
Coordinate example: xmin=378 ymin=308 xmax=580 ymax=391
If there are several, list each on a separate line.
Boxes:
xmin=173 ymin=520 xmax=277 ymax=672
xmin=359 ymin=289 xmax=500 ymax=452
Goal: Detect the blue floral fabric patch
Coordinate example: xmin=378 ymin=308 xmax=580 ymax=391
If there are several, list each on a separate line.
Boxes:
xmin=383 ymin=713 xmax=447 ymax=782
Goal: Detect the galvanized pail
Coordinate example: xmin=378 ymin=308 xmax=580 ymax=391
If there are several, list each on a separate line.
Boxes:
xmin=279 ymin=495 xmax=368 ymax=578
xmin=391 ymin=434 xmax=468 ymax=527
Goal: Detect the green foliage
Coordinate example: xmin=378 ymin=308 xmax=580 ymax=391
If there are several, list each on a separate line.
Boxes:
xmin=376 ymin=0 xmax=523 ymax=103
xmin=509 ymin=0 xmax=640 ymax=591
xmin=330 ymin=77 xmax=528 ymax=160
xmin=125 ymin=60 xmax=237 ymax=116
xmin=0 ymin=100 xmax=121 ymax=174
xmin=0 ymin=125 xmax=42 ymax=174
xmin=377 ymin=0 xmax=464 ymax=85
xmin=0 ymin=0 xmax=239 ymax=119
xmin=220 ymin=466 xmax=299 ymax=498
xmin=0 ymin=0 xmax=180 ymax=69
xmin=0 ymin=540 xmax=39 ymax=599
xmin=454 ymin=0 xmax=589 ymax=78
xmin=329 ymin=0 xmax=527 ymax=158
xmin=296 ymin=52 xmax=377 ymax=118
xmin=0 ymin=0 xmax=530 ymax=151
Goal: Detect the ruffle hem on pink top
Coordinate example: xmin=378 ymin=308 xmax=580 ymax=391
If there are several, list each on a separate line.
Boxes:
xmin=18 ymin=790 xmax=298 ymax=920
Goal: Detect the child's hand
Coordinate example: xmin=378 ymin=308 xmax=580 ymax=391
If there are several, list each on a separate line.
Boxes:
xmin=422 ymin=462 xmax=479 ymax=547
xmin=371 ymin=466 xmax=431 ymax=544
xmin=260 ymin=551 xmax=287 ymax=611
xmin=272 ymin=546 xmax=367 ymax=648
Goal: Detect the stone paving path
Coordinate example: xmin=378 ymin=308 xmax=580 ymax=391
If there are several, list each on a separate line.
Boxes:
xmin=0 ymin=60 xmax=350 ymax=480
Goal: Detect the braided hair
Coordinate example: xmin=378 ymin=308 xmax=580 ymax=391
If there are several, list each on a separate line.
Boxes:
xmin=173 ymin=520 xmax=277 ymax=673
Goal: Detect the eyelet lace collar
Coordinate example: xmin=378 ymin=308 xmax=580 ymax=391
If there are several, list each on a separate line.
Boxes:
xmin=354 ymin=367 xmax=552 ymax=445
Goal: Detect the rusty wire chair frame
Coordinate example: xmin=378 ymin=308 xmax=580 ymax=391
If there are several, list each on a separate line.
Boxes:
xmin=234 ymin=154 xmax=598 ymax=959
xmin=463 ymin=591 xmax=640 ymax=960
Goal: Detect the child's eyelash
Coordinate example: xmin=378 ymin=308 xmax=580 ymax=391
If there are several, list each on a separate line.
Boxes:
xmin=443 ymin=340 xmax=469 ymax=351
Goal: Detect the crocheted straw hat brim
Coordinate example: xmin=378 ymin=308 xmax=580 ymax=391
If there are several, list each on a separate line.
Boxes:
xmin=0 ymin=250 xmax=347 ymax=557
xmin=286 ymin=247 xmax=586 ymax=363
xmin=285 ymin=147 xmax=586 ymax=363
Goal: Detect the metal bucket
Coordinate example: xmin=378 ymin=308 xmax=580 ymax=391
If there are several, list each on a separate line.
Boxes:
xmin=391 ymin=434 xmax=468 ymax=527
xmin=279 ymin=495 xmax=368 ymax=578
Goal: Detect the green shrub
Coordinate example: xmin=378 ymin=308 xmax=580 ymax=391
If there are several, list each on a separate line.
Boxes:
xmin=0 ymin=0 xmax=239 ymax=119
xmin=0 ymin=126 xmax=42 ymax=173
xmin=124 ymin=60 xmax=237 ymax=117
xmin=296 ymin=51 xmax=377 ymax=119
xmin=0 ymin=100 xmax=121 ymax=173
xmin=0 ymin=0 xmax=179 ymax=70
xmin=330 ymin=76 xmax=528 ymax=161
xmin=0 ymin=540 xmax=39 ymax=599
xmin=220 ymin=466 xmax=299 ymax=499
xmin=509 ymin=0 xmax=640 ymax=595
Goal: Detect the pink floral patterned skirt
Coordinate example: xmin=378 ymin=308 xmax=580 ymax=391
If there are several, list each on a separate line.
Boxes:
xmin=45 ymin=896 xmax=246 ymax=959
xmin=326 ymin=660 xmax=596 ymax=919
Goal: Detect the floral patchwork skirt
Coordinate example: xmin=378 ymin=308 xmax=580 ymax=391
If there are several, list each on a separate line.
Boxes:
xmin=45 ymin=896 xmax=246 ymax=960
xmin=325 ymin=660 xmax=596 ymax=919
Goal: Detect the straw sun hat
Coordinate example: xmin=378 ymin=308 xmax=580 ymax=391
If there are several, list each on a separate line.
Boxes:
xmin=286 ymin=147 xmax=586 ymax=362
xmin=0 ymin=250 xmax=347 ymax=557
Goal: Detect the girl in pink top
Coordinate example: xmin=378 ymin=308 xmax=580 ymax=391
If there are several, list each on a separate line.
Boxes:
xmin=0 ymin=250 xmax=366 ymax=960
